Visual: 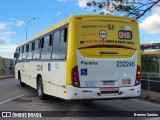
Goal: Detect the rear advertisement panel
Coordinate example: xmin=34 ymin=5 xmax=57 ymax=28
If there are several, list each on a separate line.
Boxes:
xmin=75 ymin=20 xmax=139 ymax=49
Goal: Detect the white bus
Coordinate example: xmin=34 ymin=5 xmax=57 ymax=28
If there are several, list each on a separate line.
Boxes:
xmin=14 ymin=15 xmax=141 ymax=100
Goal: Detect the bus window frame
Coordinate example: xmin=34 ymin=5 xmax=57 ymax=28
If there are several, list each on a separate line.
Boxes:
xmin=16 ymin=24 xmax=69 ymax=62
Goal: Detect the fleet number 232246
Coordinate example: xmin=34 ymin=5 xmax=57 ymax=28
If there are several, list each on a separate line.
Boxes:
xmin=116 ymin=61 xmax=135 ymax=67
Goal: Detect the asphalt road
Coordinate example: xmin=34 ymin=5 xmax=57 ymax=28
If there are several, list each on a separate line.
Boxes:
xmin=0 ymin=78 xmax=160 ymax=120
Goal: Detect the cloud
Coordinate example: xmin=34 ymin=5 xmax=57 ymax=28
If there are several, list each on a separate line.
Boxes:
xmin=78 ymin=0 xmax=88 ymax=8
xmin=0 ymin=19 xmax=23 ymax=44
xmin=0 ymin=44 xmax=17 ymax=58
xmin=0 ymin=37 xmax=10 ymax=44
xmin=0 ymin=22 xmax=9 ymax=31
xmin=9 ymin=19 xmax=25 ymax=26
xmin=0 ymin=22 xmax=11 ymax=44
xmin=153 ymin=6 xmax=160 ymax=14
xmin=57 ymin=12 xmax=62 ymax=15
xmin=0 ymin=31 xmax=15 ymax=44
xmin=0 ymin=31 xmax=15 ymax=35
xmin=77 ymin=0 xmax=100 ymax=11
xmin=0 ymin=19 xmax=24 ymax=58
xmin=139 ymin=13 xmax=160 ymax=34
xmin=15 ymin=20 xmax=25 ymax=26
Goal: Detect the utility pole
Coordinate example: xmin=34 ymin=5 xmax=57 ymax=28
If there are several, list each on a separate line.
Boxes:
xmin=26 ymin=18 xmax=36 ymax=40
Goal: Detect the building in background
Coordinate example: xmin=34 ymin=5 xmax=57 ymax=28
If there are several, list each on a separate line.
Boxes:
xmin=141 ymin=42 xmax=160 ymax=59
xmin=0 ymin=57 xmax=15 ymax=77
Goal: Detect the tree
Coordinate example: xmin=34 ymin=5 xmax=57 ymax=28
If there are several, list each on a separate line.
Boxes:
xmin=86 ymin=0 xmax=160 ymax=19
xmin=141 ymin=56 xmax=159 ymax=73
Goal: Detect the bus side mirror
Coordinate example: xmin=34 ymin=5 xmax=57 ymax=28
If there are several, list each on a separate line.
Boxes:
xmin=14 ymin=53 xmax=19 ymax=58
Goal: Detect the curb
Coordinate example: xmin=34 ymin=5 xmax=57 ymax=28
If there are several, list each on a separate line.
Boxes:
xmin=138 ymin=90 xmax=160 ymax=104
xmin=0 ymin=75 xmax=15 ymax=80
xmin=138 ymin=96 xmax=160 ymax=104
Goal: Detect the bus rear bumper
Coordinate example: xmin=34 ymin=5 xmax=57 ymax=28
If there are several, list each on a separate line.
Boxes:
xmin=67 ymin=84 xmax=141 ymax=100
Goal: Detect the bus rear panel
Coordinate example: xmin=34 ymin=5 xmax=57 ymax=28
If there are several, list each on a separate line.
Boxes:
xmin=67 ymin=15 xmax=141 ymax=100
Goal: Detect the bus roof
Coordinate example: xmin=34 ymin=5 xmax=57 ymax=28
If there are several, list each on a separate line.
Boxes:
xmin=18 ymin=14 xmax=137 ymax=47
xmin=71 ymin=14 xmax=137 ymax=22
xmin=18 ymin=18 xmax=70 ymax=47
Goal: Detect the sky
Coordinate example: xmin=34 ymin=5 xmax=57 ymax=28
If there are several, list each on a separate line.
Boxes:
xmin=0 ymin=0 xmax=160 ymax=58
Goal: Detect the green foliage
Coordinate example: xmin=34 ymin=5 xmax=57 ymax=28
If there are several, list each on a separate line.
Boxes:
xmin=86 ymin=0 xmax=160 ymax=19
xmin=141 ymin=56 xmax=159 ymax=73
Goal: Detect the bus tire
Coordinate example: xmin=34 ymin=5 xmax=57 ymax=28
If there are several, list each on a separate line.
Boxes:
xmin=18 ymin=72 xmax=26 ymax=87
xmin=37 ymin=77 xmax=46 ymax=100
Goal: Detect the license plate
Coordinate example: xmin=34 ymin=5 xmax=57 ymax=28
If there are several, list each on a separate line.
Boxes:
xmin=103 ymin=81 xmax=115 ymax=86
xmin=100 ymin=87 xmax=119 ymax=91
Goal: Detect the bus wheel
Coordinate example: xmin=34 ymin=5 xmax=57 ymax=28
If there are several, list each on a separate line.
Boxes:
xmin=18 ymin=72 xmax=26 ymax=87
xmin=37 ymin=77 xmax=46 ymax=100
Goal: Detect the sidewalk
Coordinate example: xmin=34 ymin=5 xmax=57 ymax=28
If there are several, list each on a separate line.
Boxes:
xmin=140 ymin=89 xmax=160 ymax=104
xmin=0 ymin=75 xmax=15 ymax=80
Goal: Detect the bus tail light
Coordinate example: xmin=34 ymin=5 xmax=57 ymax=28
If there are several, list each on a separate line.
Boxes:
xmin=135 ymin=65 xmax=141 ymax=86
xmin=72 ymin=65 xmax=80 ymax=87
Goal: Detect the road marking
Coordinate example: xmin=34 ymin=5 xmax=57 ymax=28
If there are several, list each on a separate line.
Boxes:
xmin=0 ymin=95 xmax=24 ymax=105
xmin=132 ymin=99 xmax=160 ymax=108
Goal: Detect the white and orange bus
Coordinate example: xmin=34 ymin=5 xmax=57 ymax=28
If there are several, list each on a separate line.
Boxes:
xmin=14 ymin=15 xmax=141 ymax=100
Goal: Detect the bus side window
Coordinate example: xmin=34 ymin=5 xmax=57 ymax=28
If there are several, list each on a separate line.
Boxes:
xmin=27 ymin=43 xmax=33 ymax=60
xmin=38 ymin=39 xmax=41 ymax=49
xmin=33 ymin=40 xmax=41 ymax=60
xmin=18 ymin=47 xmax=22 ymax=61
xmin=60 ymin=29 xmax=65 ymax=43
xmin=18 ymin=48 xmax=20 ymax=59
xmin=22 ymin=46 xmax=26 ymax=61
xmin=52 ymin=30 xmax=60 ymax=59
xmin=41 ymin=35 xmax=52 ymax=60
xmin=52 ymin=29 xmax=67 ymax=60
xmin=60 ymin=29 xmax=67 ymax=58
xmin=26 ymin=44 xmax=29 ymax=52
